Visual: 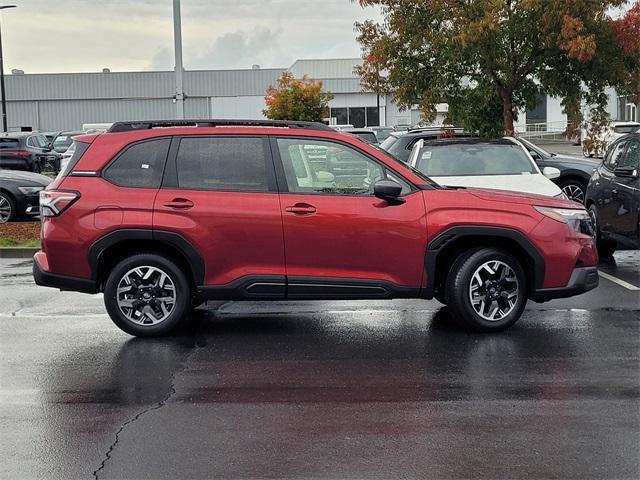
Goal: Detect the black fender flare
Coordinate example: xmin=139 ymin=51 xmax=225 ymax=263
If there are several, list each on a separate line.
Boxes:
xmin=88 ymin=229 xmax=205 ymax=285
xmin=424 ymin=226 xmax=545 ymax=298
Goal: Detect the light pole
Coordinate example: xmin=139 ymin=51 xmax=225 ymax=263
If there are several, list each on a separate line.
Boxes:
xmin=0 ymin=5 xmax=16 ymax=132
xmin=173 ymin=0 xmax=184 ymax=120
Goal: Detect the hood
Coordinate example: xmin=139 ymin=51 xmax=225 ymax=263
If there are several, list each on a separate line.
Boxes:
xmin=433 ymin=173 xmax=562 ymax=198
xmin=467 ymin=187 xmax=582 ymax=208
xmin=0 ymin=169 xmax=52 ymax=186
xmin=547 ymin=153 xmax=599 ymax=166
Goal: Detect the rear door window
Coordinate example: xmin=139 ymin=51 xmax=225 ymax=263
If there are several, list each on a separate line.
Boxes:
xmin=175 ymin=136 xmax=271 ymax=192
xmin=103 ymin=138 xmax=170 ymax=188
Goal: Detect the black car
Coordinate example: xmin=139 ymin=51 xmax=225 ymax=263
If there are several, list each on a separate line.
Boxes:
xmin=586 ymin=133 xmax=639 ymax=255
xmin=51 ymin=131 xmax=84 ymax=153
xmin=339 ymin=128 xmax=379 ymax=144
xmin=0 ymin=132 xmax=58 ymax=173
xmin=0 ymin=169 xmax=51 ymax=223
xmin=379 ymin=127 xmax=472 ymax=162
xmin=514 ymin=137 xmax=599 ymax=203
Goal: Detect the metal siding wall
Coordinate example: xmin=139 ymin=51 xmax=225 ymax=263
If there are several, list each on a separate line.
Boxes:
xmin=35 ymin=99 xmax=174 ymax=131
xmin=184 ymin=97 xmax=210 ymax=118
xmin=6 ymin=101 xmax=39 ymax=130
xmin=185 ymin=69 xmax=284 ymax=97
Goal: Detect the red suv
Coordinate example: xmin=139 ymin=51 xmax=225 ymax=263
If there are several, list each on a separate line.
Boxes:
xmin=33 ymin=120 xmax=599 ymax=336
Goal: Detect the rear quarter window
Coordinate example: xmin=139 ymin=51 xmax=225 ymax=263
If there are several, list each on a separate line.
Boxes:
xmin=103 ymin=138 xmax=170 ymax=188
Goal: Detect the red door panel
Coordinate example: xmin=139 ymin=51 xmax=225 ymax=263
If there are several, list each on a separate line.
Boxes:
xmin=281 ymin=191 xmax=427 ymax=287
xmin=154 ymin=190 xmax=285 ymax=285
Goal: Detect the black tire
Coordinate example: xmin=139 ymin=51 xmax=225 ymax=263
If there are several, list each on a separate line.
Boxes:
xmin=444 ymin=248 xmax=527 ymax=332
xmin=588 ymin=204 xmax=616 ymax=257
xmin=0 ymin=191 xmax=16 ymax=223
xmin=103 ymin=253 xmax=192 ymax=337
xmin=558 ymin=178 xmax=587 ymax=204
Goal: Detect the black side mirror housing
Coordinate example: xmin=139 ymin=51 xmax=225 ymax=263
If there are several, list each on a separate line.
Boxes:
xmin=614 ymin=166 xmax=638 ymax=178
xmin=374 ymin=179 xmax=405 ymax=205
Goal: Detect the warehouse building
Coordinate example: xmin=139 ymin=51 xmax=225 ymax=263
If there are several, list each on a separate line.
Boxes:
xmin=1 ymin=57 xmax=635 ymax=133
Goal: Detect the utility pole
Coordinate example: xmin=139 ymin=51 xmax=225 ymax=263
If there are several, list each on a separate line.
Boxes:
xmin=0 ymin=5 xmax=16 ymax=132
xmin=173 ymin=0 xmax=184 ymax=119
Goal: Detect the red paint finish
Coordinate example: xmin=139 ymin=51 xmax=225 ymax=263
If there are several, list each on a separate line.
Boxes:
xmin=281 ymin=191 xmax=427 ymax=286
xmin=153 ymin=189 xmax=285 ymax=285
xmin=36 ymin=124 xmax=598 ymax=301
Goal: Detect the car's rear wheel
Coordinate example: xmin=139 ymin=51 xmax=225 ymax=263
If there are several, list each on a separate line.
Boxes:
xmin=0 ymin=192 xmax=16 ymax=223
xmin=559 ymin=179 xmax=587 ymax=204
xmin=445 ymin=248 xmax=527 ymax=332
xmin=103 ymin=253 xmax=191 ymax=337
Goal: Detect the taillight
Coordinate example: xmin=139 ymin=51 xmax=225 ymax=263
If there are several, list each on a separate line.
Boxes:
xmin=39 ymin=190 xmax=79 ymax=217
xmin=4 ymin=149 xmax=31 ymax=157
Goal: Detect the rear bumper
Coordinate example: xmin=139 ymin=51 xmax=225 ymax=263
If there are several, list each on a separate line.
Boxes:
xmin=33 ymin=251 xmax=98 ymax=294
xmin=531 ymin=266 xmax=599 ymax=302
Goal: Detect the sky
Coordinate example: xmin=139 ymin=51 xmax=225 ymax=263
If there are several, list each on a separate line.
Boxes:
xmin=3 ymin=0 xmax=383 ymax=74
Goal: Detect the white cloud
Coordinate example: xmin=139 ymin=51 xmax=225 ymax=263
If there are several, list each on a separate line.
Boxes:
xmin=2 ymin=0 xmax=381 ymax=73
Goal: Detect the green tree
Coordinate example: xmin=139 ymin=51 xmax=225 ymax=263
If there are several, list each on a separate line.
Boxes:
xmin=263 ymin=71 xmax=333 ymax=122
xmin=354 ymin=0 xmax=629 ymax=136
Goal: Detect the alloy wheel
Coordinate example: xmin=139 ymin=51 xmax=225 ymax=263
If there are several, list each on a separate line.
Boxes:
xmin=116 ymin=266 xmax=176 ymax=325
xmin=562 ymin=184 xmax=585 ymax=203
xmin=468 ymin=260 xmax=519 ymax=321
xmin=0 ymin=194 xmax=13 ymax=223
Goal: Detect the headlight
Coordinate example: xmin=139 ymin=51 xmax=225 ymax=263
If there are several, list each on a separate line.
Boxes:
xmin=534 ymin=206 xmax=594 ymax=236
xmin=18 ymin=186 xmax=44 ymax=195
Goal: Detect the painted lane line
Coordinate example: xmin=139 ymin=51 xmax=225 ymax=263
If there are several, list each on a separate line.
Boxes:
xmin=598 ymin=271 xmax=640 ymax=291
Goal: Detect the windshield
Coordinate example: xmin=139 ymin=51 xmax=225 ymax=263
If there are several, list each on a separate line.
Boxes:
xmin=415 ymin=143 xmax=537 ymax=176
xmin=52 ymin=135 xmax=74 ymax=152
xmin=517 ymin=138 xmax=550 ymax=158
xmin=614 ymin=124 xmax=640 ymax=134
xmin=352 ymin=132 xmax=378 ymax=144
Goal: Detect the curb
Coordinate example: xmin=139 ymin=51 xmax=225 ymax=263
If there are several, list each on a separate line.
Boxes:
xmin=0 ymin=247 xmax=39 ymax=259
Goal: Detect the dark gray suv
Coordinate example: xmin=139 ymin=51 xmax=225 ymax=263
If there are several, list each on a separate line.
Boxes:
xmin=586 ymin=133 xmax=639 ymax=255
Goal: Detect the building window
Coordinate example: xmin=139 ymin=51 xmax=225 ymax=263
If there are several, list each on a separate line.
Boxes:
xmin=348 ymin=107 xmax=366 ymax=128
xmin=366 ymin=107 xmax=380 ymax=127
xmin=330 ymin=108 xmax=348 ymax=125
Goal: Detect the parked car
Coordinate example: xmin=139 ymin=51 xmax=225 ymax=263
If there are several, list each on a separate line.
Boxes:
xmin=51 ymin=131 xmax=84 ymax=154
xmin=586 ymin=132 xmax=639 ymax=256
xmin=0 ymin=132 xmax=57 ymax=173
xmin=379 ymin=127 xmax=472 ymax=162
xmin=340 ymin=128 xmax=379 ymax=144
xmin=371 ymin=126 xmax=395 ymax=142
xmin=33 ymin=119 xmax=598 ymax=337
xmin=581 ymin=121 xmax=640 ymax=157
xmin=407 ymin=138 xmax=564 ymax=198
xmin=0 ymin=169 xmax=51 ymax=223
xmin=512 ymin=137 xmax=599 ymax=203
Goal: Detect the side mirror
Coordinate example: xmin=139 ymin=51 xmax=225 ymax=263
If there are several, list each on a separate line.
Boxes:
xmin=374 ymin=179 xmax=405 ymax=205
xmin=614 ymin=166 xmax=638 ymax=178
xmin=542 ymin=166 xmax=560 ymax=180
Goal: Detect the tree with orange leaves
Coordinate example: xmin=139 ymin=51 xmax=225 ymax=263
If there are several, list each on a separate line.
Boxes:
xmin=354 ymin=0 xmax=631 ymax=136
xmin=263 ymin=71 xmax=333 ymax=122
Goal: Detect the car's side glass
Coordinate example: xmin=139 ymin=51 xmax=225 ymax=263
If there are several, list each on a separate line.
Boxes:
xmin=276 ymin=138 xmax=384 ymax=195
xmin=604 ymin=141 xmax=627 ymax=170
xmin=619 ymin=140 xmax=639 ymax=169
xmin=27 ymin=136 xmax=38 ymax=148
xmin=103 ymin=138 xmax=170 ymax=188
xmin=176 ymin=137 xmax=269 ymax=192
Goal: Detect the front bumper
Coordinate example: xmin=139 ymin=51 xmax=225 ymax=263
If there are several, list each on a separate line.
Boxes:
xmin=33 ymin=251 xmax=98 ymax=294
xmin=531 ymin=266 xmax=599 ymax=302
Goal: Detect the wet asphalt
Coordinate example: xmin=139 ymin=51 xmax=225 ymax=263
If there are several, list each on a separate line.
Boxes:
xmin=0 ymin=253 xmax=639 ymax=480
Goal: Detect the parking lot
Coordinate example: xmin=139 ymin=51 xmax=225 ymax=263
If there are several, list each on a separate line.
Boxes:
xmin=1 ymin=252 xmax=638 ymax=479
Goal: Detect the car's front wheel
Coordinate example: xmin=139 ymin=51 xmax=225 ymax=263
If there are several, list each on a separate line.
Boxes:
xmin=0 ymin=192 xmax=16 ymax=223
xmin=559 ymin=179 xmax=587 ymax=204
xmin=103 ymin=253 xmax=191 ymax=337
xmin=588 ymin=204 xmax=616 ymax=257
xmin=445 ymin=248 xmax=527 ymax=332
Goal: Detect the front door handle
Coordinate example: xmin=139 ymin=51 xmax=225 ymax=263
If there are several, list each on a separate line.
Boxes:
xmin=285 ymin=203 xmax=317 ymax=215
xmin=163 ymin=198 xmax=194 ymax=209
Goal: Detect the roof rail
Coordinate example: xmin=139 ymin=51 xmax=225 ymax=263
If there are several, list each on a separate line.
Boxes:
xmin=107 ymin=119 xmax=335 ymax=133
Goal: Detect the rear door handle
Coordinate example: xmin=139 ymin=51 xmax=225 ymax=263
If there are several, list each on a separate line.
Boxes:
xmin=163 ymin=198 xmax=194 ymax=209
xmin=285 ymin=203 xmax=317 ymax=215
